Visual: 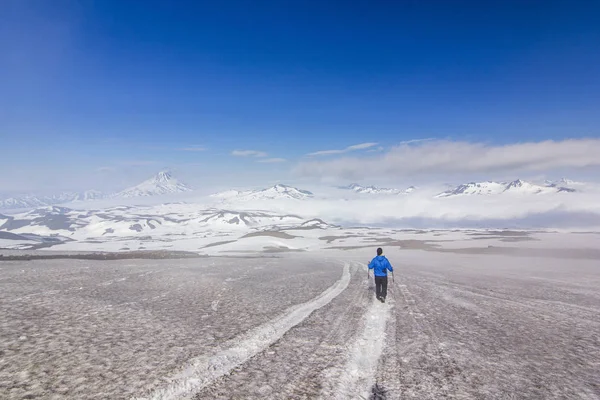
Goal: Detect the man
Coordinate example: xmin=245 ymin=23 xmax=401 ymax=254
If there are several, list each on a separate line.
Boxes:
xmin=368 ymin=247 xmax=393 ymax=303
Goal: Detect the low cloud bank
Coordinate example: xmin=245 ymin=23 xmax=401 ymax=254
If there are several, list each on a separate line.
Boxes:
xmin=295 ymin=139 xmax=600 ymax=181
xmin=353 ymin=211 xmax=600 ymax=230
xmin=221 ymin=189 xmax=600 ymax=230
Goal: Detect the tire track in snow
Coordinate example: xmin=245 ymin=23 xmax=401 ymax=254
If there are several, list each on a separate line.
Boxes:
xmin=382 ymin=275 xmax=466 ymax=399
xmin=134 ymin=262 xmax=351 ymax=400
xmin=320 ymin=264 xmax=392 ymax=400
xmin=192 ymin=262 xmax=368 ymax=399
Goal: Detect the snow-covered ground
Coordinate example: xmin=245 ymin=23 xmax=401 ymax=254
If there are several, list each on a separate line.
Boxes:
xmin=3 ymin=172 xmax=600 ymax=230
xmin=1 ymin=232 xmax=599 ymax=399
xmin=1 ymin=179 xmax=600 ymax=399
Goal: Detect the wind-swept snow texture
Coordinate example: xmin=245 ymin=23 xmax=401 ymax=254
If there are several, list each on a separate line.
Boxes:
xmin=138 ymin=262 xmax=351 ymax=400
xmin=321 ymin=271 xmax=392 ymax=399
xmin=0 ymin=256 xmax=341 ymax=400
xmin=1 ymin=236 xmax=600 ymax=399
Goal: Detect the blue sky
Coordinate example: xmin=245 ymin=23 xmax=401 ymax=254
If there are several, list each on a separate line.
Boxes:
xmin=1 ymin=1 xmax=599 ymax=193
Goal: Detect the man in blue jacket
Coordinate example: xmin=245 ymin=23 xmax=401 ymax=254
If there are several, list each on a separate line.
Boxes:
xmin=368 ymin=247 xmax=393 ymax=303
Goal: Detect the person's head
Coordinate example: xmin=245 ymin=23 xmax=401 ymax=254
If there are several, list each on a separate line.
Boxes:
xmin=377 ymin=247 xmax=383 ymax=256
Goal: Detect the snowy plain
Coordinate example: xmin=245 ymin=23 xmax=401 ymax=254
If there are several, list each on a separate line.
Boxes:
xmin=1 ymin=231 xmax=599 ymax=399
xmin=1 ymin=176 xmax=600 ymax=399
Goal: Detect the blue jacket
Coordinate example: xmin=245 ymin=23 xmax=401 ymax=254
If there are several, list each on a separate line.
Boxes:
xmin=368 ymin=255 xmax=393 ymax=277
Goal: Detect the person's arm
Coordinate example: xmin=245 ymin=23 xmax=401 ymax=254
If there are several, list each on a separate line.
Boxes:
xmin=368 ymin=258 xmax=374 ymax=269
xmin=386 ymin=259 xmax=393 ymax=272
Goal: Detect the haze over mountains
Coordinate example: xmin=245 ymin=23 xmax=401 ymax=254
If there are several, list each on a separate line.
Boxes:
xmin=436 ymin=179 xmax=577 ymax=197
xmin=211 ymin=184 xmax=314 ymax=202
xmin=0 ymin=171 xmax=192 ymax=209
xmin=115 ymin=171 xmax=192 ymax=198
xmin=2 ymin=170 xmax=589 ymax=211
xmin=1 ymin=170 xmax=599 ymax=231
xmin=340 ymin=183 xmax=416 ymax=195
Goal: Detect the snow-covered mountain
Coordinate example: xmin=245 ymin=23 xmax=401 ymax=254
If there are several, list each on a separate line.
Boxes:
xmin=0 ymin=205 xmax=314 ymax=235
xmin=0 ymin=191 xmax=107 ymax=210
xmin=0 ymin=204 xmax=336 ymax=251
xmin=340 ymin=183 xmax=415 ymax=195
xmin=437 ymin=179 xmax=576 ymax=197
xmin=0 ymin=196 xmax=48 ymax=209
xmin=545 ymin=178 xmax=585 ymax=188
xmin=0 ymin=171 xmax=192 ymax=210
xmin=114 ymin=171 xmax=192 ymax=198
xmin=73 ymin=190 xmax=105 ymax=201
xmin=211 ymin=184 xmax=313 ymax=202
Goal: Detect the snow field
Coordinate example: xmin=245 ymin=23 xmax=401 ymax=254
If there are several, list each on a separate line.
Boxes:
xmin=321 ymin=264 xmax=392 ymax=399
xmin=0 ymin=257 xmax=341 ymax=399
xmin=1 ymin=238 xmax=599 ymax=399
xmin=138 ymin=262 xmax=350 ymax=400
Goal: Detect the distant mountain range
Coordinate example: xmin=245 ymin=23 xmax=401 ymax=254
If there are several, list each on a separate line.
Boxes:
xmin=0 ymin=204 xmax=336 ymax=250
xmin=211 ymin=184 xmax=313 ymax=201
xmin=0 ymin=173 xmax=586 ymax=211
xmin=0 ymin=190 xmax=106 ymax=210
xmin=340 ymin=183 xmax=416 ymax=195
xmin=544 ymin=178 xmax=584 ymax=187
xmin=0 ymin=171 xmax=192 ymax=210
xmin=436 ymin=179 xmax=576 ymax=198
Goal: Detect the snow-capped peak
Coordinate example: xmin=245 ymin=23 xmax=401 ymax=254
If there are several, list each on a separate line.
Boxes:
xmin=437 ymin=179 xmax=576 ymax=197
xmin=210 ymin=184 xmax=313 ymax=202
xmin=261 ymin=184 xmax=313 ymax=198
xmin=73 ymin=190 xmax=105 ymax=201
xmin=545 ymin=178 xmax=584 ymax=187
xmin=505 ymin=179 xmax=525 ymax=188
xmin=152 ymin=170 xmax=174 ymax=184
xmin=341 ymin=183 xmax=414 ymax=195
xmin=0 ymin=190 xmax=107 ymax=210
xmin=115 ymin=171 xmax=192 ymax=198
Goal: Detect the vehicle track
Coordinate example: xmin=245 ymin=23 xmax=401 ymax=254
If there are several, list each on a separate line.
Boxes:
xmin=378 ymin=263 xmax=600 ymax=400
xmin=376 ymin=274 xmax=469 ymax=400
xmin=319 ymin=266 xmax=392 ymax=400
xmin=192 ymin=262 xmax=376 ymax=399
xmin=136 ymin=262 xmax=352 ymax=400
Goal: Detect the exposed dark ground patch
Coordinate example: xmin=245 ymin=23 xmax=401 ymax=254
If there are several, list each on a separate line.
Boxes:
xmin=326 ymin=239 xmax=441 ymax=251
xmin=262 ymin=246 xmax=305 ymax=253
xmin=371 ymin=383 xmax=388 ymax=400
xmin=318 ymin=234 xmax=362 ymax=243
xmin=467 ymin=230 xmax=532 ymax=237
xmin=0 ymin=250 xmax=204 ymax=261
xmin=326 ymin=241 xmax=600 ymax=260
xmin=201 ymin=240 xmax=238 ymax=249
xmin=241 ymin=231 xmax=298 ymax=239
xmin=0 ymin=231 xmax=31 ymax=240
xmin=470 ymin=235 xmax=538 ymax=242
xmin=436 ymin=246 xmax=600 ymax=260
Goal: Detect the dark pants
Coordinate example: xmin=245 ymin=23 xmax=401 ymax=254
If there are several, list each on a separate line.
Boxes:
xmin=375 ymin=276 xmax=388 ymax=299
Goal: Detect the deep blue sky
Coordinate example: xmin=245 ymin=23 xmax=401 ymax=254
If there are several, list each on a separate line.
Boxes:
xmin=1 ymin=1 xmax=599 ymax=192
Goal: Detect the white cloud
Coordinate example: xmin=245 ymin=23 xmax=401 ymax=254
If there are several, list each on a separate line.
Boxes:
xmin=306 ymin=142 xmax=378 ymax=156
xmin=295 ymin=139 xmax=600 ymax=180
xmin=232 ymin=150 xmax=268 ymax=157
xmin=399 ymin=138 xmax=434 ymax=145
xmin=257 ymin=158 xmax=287 ymax=163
